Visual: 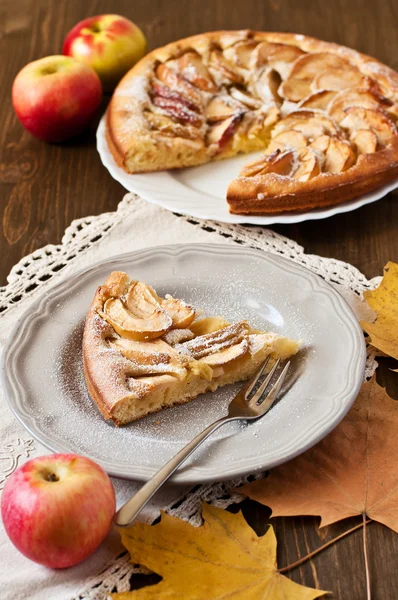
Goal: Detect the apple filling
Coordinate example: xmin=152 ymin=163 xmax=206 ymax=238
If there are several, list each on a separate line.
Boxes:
xmin=144 ymin=40 xmax=397 ymax=182
xmin=100 ymin=278 xmax=255 ymax=382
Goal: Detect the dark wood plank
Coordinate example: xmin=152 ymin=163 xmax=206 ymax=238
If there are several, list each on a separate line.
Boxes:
xmin=1 ymin=1 xmax=397 ymax=598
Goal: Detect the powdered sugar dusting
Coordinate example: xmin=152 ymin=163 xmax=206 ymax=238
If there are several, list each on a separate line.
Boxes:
xmin=115 ymin=75 xmax=150 ymax=103
xmin=162 ymin=328 xmax=195 ymax=345
xmin=176 ymin=322 xmax=246 ymax=359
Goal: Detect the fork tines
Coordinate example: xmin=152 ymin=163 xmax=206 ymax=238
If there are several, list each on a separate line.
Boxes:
xmin=247 ymin=358 xmax=290 ymax=410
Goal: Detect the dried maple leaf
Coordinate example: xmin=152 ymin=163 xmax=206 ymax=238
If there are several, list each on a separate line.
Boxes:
xmin=239 ymin=377 xmax=398 ymax=532
xmin=112 ymin=503 xmax=326 ymax=599
xmin=361 ymin=261 xmax=398 ymax=360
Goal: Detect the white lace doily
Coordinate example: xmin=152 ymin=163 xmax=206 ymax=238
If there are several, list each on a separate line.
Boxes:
xmin=1 ymin=194 xmax=380 ymax=316
xmin=0 ymin=193 xmax=380 ymax=600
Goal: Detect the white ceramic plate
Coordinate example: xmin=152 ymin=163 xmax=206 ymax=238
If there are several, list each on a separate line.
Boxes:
xmin=2 ymin=244 xmax=365 ymax=484
xmin=97 ymin=115 xmax=398 ymax=225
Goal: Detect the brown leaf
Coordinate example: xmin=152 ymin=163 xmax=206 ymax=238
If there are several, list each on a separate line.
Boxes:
xmin=112 ymin=503 xmax=326 ymax=599
xmin=361 ymin=261 xmax=398 ymax=360
xmin=239 ymin=377 xmax=398 ymax=532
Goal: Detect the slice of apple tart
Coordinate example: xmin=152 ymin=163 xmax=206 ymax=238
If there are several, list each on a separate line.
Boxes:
xmin=83 ymin=271 xmax=299 ymax=425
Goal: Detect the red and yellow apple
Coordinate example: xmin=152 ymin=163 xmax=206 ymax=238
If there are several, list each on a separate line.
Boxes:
xmin=12 ymin=56 xmax=102 ymax=143
xmin=1 ymin=453 xmax=116 ymax=569
xmin=63 ymin=14 xmax=147 ymax=92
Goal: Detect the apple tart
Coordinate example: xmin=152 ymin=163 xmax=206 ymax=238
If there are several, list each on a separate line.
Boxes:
xmin=106 ymin=30 xmax=398 ymax=214
xmin=82 ymin=272 xmax=299 ymax=425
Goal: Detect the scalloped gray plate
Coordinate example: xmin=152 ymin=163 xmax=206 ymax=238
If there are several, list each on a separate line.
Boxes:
xmin=2 ymin=244 xmax=366 ymax=484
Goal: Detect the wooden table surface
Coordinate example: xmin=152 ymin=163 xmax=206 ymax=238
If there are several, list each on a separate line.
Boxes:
xmin=1 ymin=0 xmax=397 ymax=598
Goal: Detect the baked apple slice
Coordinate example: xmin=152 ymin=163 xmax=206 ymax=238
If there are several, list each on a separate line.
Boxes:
xmin=159 ymin=295 xmax=196 ymax=329
xmin=266 ymin=130 xmax=308 ymax=154
xmin=240 ymin=150 xmax=295 ymax=177
xmin=311 ymin=67 xmax=367 ymax=92
xmin=309 ymin=135 xmax=356 ymax=172
xmin=205 ymin=95 xmax=244 ymax=122
xmin=208 ymin=50 xmax=244 ymax=86
xmin=254 ymin=68 xmax=283 ymax=106
xmin=249 ymin=41 xmax=279 ymax=69
xmin=102 ymin=282 xmax=196 ymax=341
xmin=328 ymin=88 xmax=396 ymax=123
xmin=279 ymin=78 xmax=313 ymax=103
xmin=309 ymin=134 xmax=330 ymax=153
xmin=298 ymin=90 xmax=337 ymax=110
xmin=340 ymin=106 xmax=398 ymax=146
xmin=249 ymin=41 xmax=304 ymax=74
xmin=109 ymin=338 xmax=187 ymax=378
xmin=267 ymin=44 xmax=306 ymax=79
xmin=178 ymin=322 xmax=248 ymax=360
xmin=162 ymin=328 xmax=195 ymax=345
xmin=200 ymin=339 xmax=249 ymax=366
xmin=272 ymin=110 xmax=340 ymax=140
xmin=155 ymin=64 xmax=203 ymax=107
xmin=351 ymin=129 xmax=378 ymax=154
xmin=229 ymin=87 xmax=263 ymax=109
xmin=178 ymin=51 xmax=217 ymax=91
xmin=279 ymin=52 xmax=351 ymax=101
xmin=151 ymin=81 xmax=200 ymax=112
xmin=151 ymin=96 xmax=203 ymax=126
xmin=324 ymin=138 xmax=356 ymax=173
xmin=291 ymin=147 xmax=321 ymax=181
xmin=223 ymin=40 xmax=259 ymax=69
xmin=206 ymin=112 xmax=244 ymax=150
xmin=101 ymin=299 xmax=171 ymax=342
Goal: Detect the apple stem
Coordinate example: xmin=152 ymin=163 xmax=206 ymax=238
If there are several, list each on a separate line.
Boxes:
xmin=45 ymin=472 xmax=59 ymax=482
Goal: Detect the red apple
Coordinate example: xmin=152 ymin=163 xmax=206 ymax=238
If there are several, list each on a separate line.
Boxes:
xmin=12 ymin=56 xmax=102 ymax=143
xmin=63 ymin=14 xmax=147 ymax=92
xmin=1 ymin=454 xmax=116 ymax=569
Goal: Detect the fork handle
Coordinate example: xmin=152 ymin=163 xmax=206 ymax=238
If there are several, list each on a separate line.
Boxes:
xmin=114 ymin=415 xmax=233 ymax=527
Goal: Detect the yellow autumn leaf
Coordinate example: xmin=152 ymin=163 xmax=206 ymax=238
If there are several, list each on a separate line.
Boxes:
xmin=112 ymin=503 xmax=327 ymax=599
xmin=361 ymin=261 xmax=398 ymax=360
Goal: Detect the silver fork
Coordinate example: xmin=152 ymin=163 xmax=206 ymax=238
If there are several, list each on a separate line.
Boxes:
xmin=114 ymin=357 xmax=290 ymax=527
